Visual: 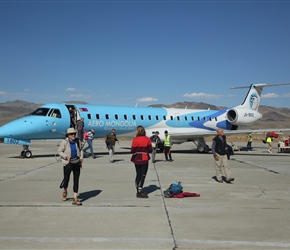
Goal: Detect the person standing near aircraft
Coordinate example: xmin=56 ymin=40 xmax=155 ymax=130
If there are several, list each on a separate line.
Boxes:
xmin=163 ymin=130 xmax=173 ymax=162
xmin=105 ymin=129 xmax=119 ymax=163
xmin=58 ymin=128 xmax=83 ymax=206
xmin=150 ymin=131 xmax=161 ymax=163
xmin=266 ymin=135 xmax=273 ymax=153
xmin=247 ymin=133 xmax=253 ymax=151
xmin=69 ymin=107 xmax=76 ymax=128
xmin=211 ymin=129 xmax=234 ymax=183
xmin=131 ymin=125 xmax=153 ymax=198
xmin=83 ymin=129 xmax=95 ymax=158
xmin=76 ymin=118 xmax=85 ymax=142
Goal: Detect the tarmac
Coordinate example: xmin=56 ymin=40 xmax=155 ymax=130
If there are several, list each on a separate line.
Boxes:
xmin=0 ymin=139 xmax=289 ymax=250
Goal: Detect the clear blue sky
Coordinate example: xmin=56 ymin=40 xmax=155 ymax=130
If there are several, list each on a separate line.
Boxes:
xmin=0 ymin=0 xmax=290 ymax=108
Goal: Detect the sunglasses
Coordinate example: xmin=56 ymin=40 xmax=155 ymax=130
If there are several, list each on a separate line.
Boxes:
xmin=68 ymin=133 xmax=76 ymax=136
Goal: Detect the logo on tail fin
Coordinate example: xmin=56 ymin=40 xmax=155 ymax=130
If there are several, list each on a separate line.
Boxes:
xmin=250 ymin=93 xmax=259 ymax=110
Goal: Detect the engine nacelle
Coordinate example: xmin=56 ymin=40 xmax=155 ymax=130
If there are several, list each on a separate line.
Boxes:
xmin=226 ymin=108 xmax=262 ymax=125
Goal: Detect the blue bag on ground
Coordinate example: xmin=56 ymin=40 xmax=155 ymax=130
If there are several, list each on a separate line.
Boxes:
xmin=163 ymin=181 xmax=183 ymax=198
xmin=170 ymin=182 xmax=183 ymax=194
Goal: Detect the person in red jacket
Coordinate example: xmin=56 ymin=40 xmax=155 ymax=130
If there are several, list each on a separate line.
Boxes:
xmin=131 ymin=125 xmax=153 ymax=198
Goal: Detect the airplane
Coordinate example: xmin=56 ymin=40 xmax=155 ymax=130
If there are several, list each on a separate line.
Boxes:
xmin=0 ymin=83 xmax=290 ymax=158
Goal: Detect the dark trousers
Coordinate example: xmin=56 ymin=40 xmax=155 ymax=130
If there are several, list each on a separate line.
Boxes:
xmin=63 ymin=163 xmax=81 ymax=193
xmin=135 ymin=163 xmax=149 ymax=190
xmin=164 ymin=146 xmax=172 ymax=160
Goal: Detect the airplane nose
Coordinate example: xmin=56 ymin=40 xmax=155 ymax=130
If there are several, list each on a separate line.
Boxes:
xmin=0 ymin=123 xmax=15 ymax=138
xmin=0 ymin=119 xmax=32 ymax=139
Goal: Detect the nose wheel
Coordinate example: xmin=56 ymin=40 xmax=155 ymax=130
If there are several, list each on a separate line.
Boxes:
xmin=21 ymin=145 xmax=33 ymax=158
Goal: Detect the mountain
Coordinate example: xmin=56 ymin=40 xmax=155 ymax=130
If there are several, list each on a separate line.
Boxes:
xmin=0 ymin=100 xmax=289 ymax=129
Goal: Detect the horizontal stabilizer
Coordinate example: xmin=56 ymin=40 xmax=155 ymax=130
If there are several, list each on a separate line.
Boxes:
xmin=230 ymin=82 xmax=290 ymax=89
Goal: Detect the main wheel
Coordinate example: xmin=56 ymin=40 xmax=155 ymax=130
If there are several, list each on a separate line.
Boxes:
xmin=25 ymin=150 xmax=32 ymax=158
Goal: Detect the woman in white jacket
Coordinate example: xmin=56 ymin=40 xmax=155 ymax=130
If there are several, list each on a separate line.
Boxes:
xmin=58 ymin=128 xmax=84 ymax=205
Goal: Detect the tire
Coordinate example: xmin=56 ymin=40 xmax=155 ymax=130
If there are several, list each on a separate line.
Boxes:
xmin=25 ymin=150 xmax=32 ymax=158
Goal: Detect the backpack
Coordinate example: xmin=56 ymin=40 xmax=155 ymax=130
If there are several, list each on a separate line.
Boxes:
xmin=163 ymin=182 xmax=183 ymax=198
xmin=83 ymin=132 xmax=88 ymax=140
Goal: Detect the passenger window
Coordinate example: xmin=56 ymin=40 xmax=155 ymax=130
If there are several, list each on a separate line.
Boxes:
xmin=156 ymin=115 xmax=159 ymax=120
xmin=115 ymin=114 xmax=118 ymax=119
xmin=148 ymin=115 xmax=151 ymax=120
xmin=140 ymin=115 xmax=144 ymax=120
xmin=87 ymin=114 xmax=91 ymax=119
xmin=163 ymin=116 xmax=166 ymax=120
xmin=133 ymin=115 xmax=136 ymax=120
xmin=124 ymin=115 xmax=127 ymax=120
xmin=105 ymin=114 xmax=109 ymax=119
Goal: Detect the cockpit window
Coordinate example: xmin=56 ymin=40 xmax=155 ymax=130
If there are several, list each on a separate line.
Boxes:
xmin=48 ymin=109 xmax=62 ymax=118
xmin=30 ymin=108 xmax=50 ymax=116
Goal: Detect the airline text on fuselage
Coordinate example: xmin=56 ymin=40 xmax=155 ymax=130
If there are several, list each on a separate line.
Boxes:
xmin=88 ymin=120 xmax=137 ymax=128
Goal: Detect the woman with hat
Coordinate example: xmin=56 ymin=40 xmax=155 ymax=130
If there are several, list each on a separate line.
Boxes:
xmin=58 ymin=127 xmax=84 ymax=205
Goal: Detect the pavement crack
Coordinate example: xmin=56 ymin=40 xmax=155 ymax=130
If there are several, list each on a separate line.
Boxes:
xmin=152 ymin=162 xmax=178 ymax=250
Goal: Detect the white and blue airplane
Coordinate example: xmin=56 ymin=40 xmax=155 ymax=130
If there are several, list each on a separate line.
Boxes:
xmin=0 ymin=83 xmax=289 ymax=157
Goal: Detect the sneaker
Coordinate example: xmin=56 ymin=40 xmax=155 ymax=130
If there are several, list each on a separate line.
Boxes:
xmin=72 ymin=198 xmax=82 ymax=206
xmin=227 ymin=178 xmax=235 ymax=183
xmin=217 ymin=179 xmax=223 ymax=183
xmin=136 ymin=192 xmax=148 ymax=198
xmin=62 ymin=191 xmax=67 ymax=201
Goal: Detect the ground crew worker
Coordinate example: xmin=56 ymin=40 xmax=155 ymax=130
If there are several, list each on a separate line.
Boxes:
xmin=247 ymin=133 xmax=253 ymax=151
xmin=163 ymin=130 xmax=173 ymax=162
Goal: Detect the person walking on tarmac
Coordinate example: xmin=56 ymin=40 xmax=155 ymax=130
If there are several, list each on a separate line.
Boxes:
xmin=83 ymin=129 xmax=95 ymax=158
xmin=150 ymin=131 xmax=161 ymax=163
xmin=266 ymin=136 xmax=273 ymax=153
xmin=58 ymin=128 xmax=83 ymax=205
xmin=247 ymin=133 xmax=253 ymax=151
xmin=163 ymin=130 xmax=173 ymax=162
xmin=105 ymin=129 xmax=119 ymax=163
xmin=211 ymin=129 xmax=234 ymax=183
xmin=130 ymin=125 xmax=153 ymax=198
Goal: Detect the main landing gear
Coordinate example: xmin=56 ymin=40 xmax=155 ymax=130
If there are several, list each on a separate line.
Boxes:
xmin=194 ymin=137 xmax=210 ymax=153
xmin=20 ymin=145 xmax=33 ymax=158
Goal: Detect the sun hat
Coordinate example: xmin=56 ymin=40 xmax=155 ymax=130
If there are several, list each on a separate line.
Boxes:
xmin=66 ymin=128 xmax=77 ymax=135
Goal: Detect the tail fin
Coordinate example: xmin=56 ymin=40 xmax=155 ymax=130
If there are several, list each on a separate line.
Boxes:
xmin=231 ymin=83 xmax=290 ymax=111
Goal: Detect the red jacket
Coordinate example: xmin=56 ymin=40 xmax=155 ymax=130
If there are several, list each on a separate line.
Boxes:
xmin=131 ymin=136 xmax=153 ymax=165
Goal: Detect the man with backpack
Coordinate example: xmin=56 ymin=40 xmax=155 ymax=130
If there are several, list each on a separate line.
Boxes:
xmin=105 ymin=129 xmax=119 ymax=163
xmin=76 ymin=118 xmax=85 ymax=142
xmin=83 ymin=129 xmax=95 ymax=159
xmin=150 ymin=131 xmax=161 ymax=163
xmin=211 ymin=129 xmax=234 ymax=183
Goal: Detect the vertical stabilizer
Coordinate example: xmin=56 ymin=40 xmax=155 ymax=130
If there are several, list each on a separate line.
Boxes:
xmin=231 ymin=82 xmax=290 ymax=111
xmin=239 ymin=84 xmax=263 ymax=110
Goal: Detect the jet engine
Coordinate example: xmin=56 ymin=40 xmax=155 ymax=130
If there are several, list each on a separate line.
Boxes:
xmin=226 ymin=108 xmax=262 ymax=125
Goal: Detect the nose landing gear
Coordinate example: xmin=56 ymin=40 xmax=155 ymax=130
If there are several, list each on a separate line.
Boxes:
xmin=20 ymin=145 xmax=33 ymax=158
